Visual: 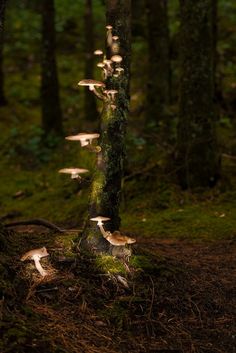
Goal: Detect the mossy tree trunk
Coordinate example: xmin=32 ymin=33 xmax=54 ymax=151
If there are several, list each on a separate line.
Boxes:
xmin=84 ymin=0 xmax=131 ymax=253
xmin=0 ymin=0 xmax=7 ymax=106
xmin=41 ymin=0 xmax=63 ymax=137
xmin=145 ymin=0 xmax=170 ymax=130
xmin=84 ymin=0 xmax=98 ymax=124
xmin=176 ymin=0 xmax=220 ymax=189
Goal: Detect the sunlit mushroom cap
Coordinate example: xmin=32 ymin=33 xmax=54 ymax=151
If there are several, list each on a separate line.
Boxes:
xmin=97 ymin=62 xmax=105 ymax=68
xmin=90 ymin=216 xmax=111 ymax=224
xmin=94 ymin=49 xmax=103 ymax=55
xmin=106 ymin=25 xmax=112 ymax=30
xmin=106 ymin=231 xmax=136 ymax=246
xmin=65 ymin=133 xmax=100 ymax=141
xmin=112 ymin=36 xmax=119 ymax=41
xmin=78 ymin=79 xmax=105 ymax=88
xmin=59 ymin=168 xmax=88 ymax=180
xmin=111 ymin=55 xmax=123 ymax=63
xmin=116 ymin=67 xmax=124 ymax=72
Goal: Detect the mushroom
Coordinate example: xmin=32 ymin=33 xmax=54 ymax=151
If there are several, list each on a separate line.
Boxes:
xmin=104 ymin=89 xmax=118 ymax=102
xmin=58 ymin=168 xmax=89 ymax=179
xmin=21 ymin=247 xmax=49 ymax=277
xmin=111 ymin=36 xmax=120 ymax=54
xmin=65 ymin=133 xmax=100 ymax=147
xmin=97 ymin=62 xmax=105 ymax=68
xmin=90 ymin=216 xmax=111 ymax=237
xmin=104 ymin=231 xmax=136 ymax=246
xmin=94 ymin=49 xmax=103 ymax=56
xmin=78 ymin=79 xmax=106 ymax=100
xmin=78 ymin=79 xmax=105 ymax=91
xmin=103 ymin=59 xmax=113 ymax=75
xmin=106 ymin=25 xmax=113 ymax=47
xmin=111 ymin=55 xmax=123 ymax=64
xmin=116 ymin=67 xmax=124 ymax=76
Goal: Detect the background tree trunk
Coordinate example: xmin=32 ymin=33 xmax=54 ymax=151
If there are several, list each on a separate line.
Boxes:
xmin=145 ymin=0 xmax=170 ymax=130
xmin=176 ymin=0 xmax=220 ymax=189
xmin=0 ymin=0 xmax=7 ymax=106
xmin=41 ymin=0 xmax=63 ymax=136
xmin=84 ymin=0 xmax=131 ymax=253
xmin=84 ymin=0 xmax=98 ymax=124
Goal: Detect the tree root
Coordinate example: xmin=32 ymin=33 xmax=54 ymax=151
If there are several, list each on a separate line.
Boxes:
xmin=4 ymin=218 xmax=81 ymax=233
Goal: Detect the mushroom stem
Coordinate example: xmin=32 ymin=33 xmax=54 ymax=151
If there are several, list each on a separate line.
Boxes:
xmin=32 ymin=255 xmax=47 ymax=277
xmin=98 ymin=224 xmax=108 ymax=238
xmin=92 ymin=87 xmax=106 ymax=101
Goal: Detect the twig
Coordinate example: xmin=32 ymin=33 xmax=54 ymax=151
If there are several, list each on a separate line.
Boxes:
xmin=148 ymin=275 xmax=155 ymax=320
xmin=4 ymin=218 xmax=82 ymax=233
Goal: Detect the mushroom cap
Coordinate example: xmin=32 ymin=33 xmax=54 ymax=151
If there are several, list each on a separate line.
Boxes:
xmin=21 ymin=247 xmax=49 ymax=261
xmin=106 ymin=25 xmax=112 ymax=30
xmin=90 ymin=216 xmax=111 ymax=223
xmin=106 ymin=231 xmax=136 ymax=246
xmin=116 ymin=67 xmax=124 ymax=72
xmin=104 ymin=89 xmax=118 ymax=95
xmin=97 ymin=62 xmax=105 ymax=68
xmin=78 ymin=79 xmax=105 ymax=87
xmin=65 ymin=133 xmax=100 ymax=141
xmin=59 ymin=168 xmax=89 ymax=174
xmin=111 ymin=55 xmax=123 ymax=63
xmin=112 ymin=36 xmax=119 ymax=41
xmin=94 ymin=49 xmax=103 ymax=55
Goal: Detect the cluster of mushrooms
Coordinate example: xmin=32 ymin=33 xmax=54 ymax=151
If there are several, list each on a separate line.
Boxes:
xmin=21 ymin=24 xmax=135 ymax=277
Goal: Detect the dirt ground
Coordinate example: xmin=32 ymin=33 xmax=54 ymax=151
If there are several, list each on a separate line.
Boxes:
xmin=1 ymin=227 xmax=236 ymax=353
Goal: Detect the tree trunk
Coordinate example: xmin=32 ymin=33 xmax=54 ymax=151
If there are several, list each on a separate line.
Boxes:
xmin=84 ymin=0 xmax=131 ymax=254
xmin=0 ymin=0 xmax=7 ymax=106
xmin=176 ymin=0 xmax=220 ymax=189
xmin=84 ymin=0 xmax=98 ymax=124
xmin=41 ymin=0 xmax=63 ymax=136
xmin=145 ymin=0 xmax=170 ymax=129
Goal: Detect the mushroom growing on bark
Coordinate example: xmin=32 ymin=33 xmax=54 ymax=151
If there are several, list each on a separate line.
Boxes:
xmin=58 ymin=168 xmax=89 ymax=179
xmin=65 ymin=133 xmax=101 ymax=153
xmin=78 ymin=79 xmax=105 ymax=100
xmin=21 ymin=247 xmax=49 ymax=277
xmin=94 ymin=49 xmax=103 ymax=56
xmin=65 ymin=133 xmax=100 ymax=147
xmin=104 ymin=231 xmax=136 ymax=246
xmin=90 ymin=216 xmax=111 ymax=238
xmin=106 ymin=25 xmax=113 ymax=47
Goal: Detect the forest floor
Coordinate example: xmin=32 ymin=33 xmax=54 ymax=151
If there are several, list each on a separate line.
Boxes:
xmin=0 ymin=224 xmax=235 ymax=353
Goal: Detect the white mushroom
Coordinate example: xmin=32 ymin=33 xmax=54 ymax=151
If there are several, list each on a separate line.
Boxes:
xmin=104 ymin=231 xmax=136 ymax=246
xmin=111 ymin=55 xmax=123 ymax=64
xmin=116 ymin=67 xmax=124 ymax=76
xmin=78 ymin=79 xmax=106 ymax=100
xmin=21 ymin=247 xmax=49 ymax=277
xmin=58 ymin=168 xmax=89 ymax=179
xmin=106 ymin=25 xmax=113 ymax=47
xmin=94 ymin=49 xmax=103 ymax=56
xmin=65 ymin=133 xmax=100 ymax=147
xmin=90 ymin=216 xmax=111 ymax=237
xmin=104 ymin=89 xmax=118 ymax=102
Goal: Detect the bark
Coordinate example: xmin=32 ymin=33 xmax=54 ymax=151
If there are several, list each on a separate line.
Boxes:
xmin=84 ymin=0 xmax=131 ymax=253
xmin=41 ymin=0 xmax=63 ymax=136
xmin=176 ymin=0 xmax=220 ymax=189
xmin=145 ymin=0 xmax=170 ymax=128
xmin=0 ymin=0 xmax=7 ymax=106
xmin=84 ymin=0 xmax=98 ymax=122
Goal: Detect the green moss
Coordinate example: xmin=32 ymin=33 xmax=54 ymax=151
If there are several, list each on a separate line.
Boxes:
xmin=95 ymin=255 xmax=126 ymax=274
